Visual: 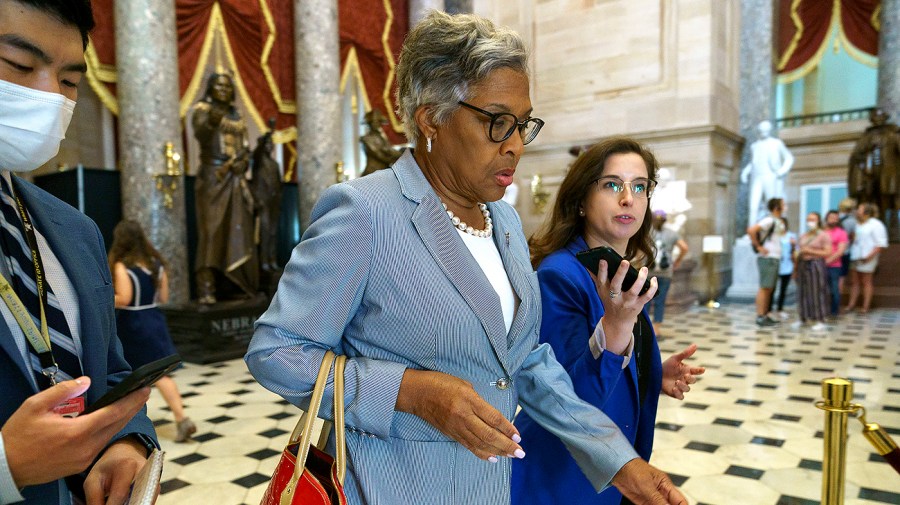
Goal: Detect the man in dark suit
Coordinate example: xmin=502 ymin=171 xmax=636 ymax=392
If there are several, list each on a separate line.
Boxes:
xmin=0 ymin=1 xmax=157 ymax=503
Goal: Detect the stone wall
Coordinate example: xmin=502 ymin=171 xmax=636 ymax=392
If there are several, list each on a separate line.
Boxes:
xmin=474 ymin=0 xmax=743 ymax=296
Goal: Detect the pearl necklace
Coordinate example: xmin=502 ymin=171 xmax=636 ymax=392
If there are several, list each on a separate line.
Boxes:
xmin=442 ymin=202 xmax=493 ymax=238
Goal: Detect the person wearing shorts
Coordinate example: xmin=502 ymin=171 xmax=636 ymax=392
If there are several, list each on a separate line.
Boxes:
xmin=748 ymin=198 xmax=786 ymax=326
xmin=846 ymin=203 xmax=888 ymax=313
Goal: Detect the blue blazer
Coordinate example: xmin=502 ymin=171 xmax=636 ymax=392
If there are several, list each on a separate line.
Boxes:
xmin=512 ymin=236 xmax=662 ymax=505
xmin=246 ymin=151 xmax=638 ymax=505
xmin=0 ymin=177 xmax=157 ymax=503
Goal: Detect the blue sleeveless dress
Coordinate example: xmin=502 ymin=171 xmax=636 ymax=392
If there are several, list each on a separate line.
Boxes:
xmin=115 ymin=265 xmax=180 ymax=369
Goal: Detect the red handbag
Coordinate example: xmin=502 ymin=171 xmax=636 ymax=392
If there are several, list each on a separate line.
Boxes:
xmin=261 ymin=351 xmax=348 ymax=505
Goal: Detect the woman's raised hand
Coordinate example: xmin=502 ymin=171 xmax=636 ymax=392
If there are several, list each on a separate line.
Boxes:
xmin=592 ymin=259 xmax=658 ymax=353
xmin=395 ymin=369 xmax=524 ymax=463
xmin=661 ymin=343 xmax=706 ymax=400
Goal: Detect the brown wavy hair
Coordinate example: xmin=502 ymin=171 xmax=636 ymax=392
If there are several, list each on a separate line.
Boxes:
xmin=108 ymin=220 xmax=167 ymax=289
xmin=529 ymin=137 xmax=659 ymax=269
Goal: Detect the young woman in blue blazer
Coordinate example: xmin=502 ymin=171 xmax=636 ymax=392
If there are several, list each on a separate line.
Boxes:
xmin=512 ymin=138 xmax=705 ymax=505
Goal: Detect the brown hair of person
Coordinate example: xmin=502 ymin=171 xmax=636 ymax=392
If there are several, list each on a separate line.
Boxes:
xmin=529 ymin=137 xmax=659 ymax=269
xmin=108 ymin=220 xmax=167 ymax=289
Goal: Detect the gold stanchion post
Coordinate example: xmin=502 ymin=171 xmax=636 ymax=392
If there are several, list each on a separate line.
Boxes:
xmin=819 ymin=378 xmax=853 ymax=505
xmin=701 ymin=236 xmax=723 ymax=308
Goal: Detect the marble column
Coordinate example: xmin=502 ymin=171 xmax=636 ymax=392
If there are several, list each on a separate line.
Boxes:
xmin=410 ymin=0 xmax=445 ymax=26
xmin=114 ymin=0 xmax=189 ymax=303
xmin=737 ymin=0 xmax=775 ymax=233
xmin=295 ymin=0 xmax=342 ymax=229
xmin=878 ymin=0 xmax=900 ymax=122
xmin=880 ymin=0 xmax=900 ymax=242
xmin=727 ymin=0 xmax=775 ymax=299
xmin=444 ymin=0 xmax=472 ymax=14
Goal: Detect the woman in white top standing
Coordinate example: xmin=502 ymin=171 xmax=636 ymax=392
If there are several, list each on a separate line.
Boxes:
xmin=846 ymin=203 xmax=888 ymax=313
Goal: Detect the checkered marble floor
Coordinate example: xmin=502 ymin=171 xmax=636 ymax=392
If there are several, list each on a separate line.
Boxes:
xmin=148 ymin=303 xmax=900 ymax=505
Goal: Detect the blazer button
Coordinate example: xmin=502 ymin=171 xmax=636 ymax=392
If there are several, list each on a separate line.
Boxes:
xmin=494 ymin=377 xmax=511 ymax=390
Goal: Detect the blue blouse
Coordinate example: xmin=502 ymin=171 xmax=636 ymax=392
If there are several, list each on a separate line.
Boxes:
xmin=512 ymin=236 xmax=663 ymax=505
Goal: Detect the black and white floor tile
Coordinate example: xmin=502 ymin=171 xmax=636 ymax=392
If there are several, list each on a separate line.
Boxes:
xmin=149 ymin=303 xmax=900 ymax=504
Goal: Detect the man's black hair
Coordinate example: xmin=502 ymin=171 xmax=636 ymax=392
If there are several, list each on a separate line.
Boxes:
xmin=15 ymin=0 xmax=95 ymax=49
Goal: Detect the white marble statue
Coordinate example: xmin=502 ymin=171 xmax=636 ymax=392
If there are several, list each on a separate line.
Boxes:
xmin=740 ymin=120 xmax=794 ymax=225
xmin=651 ymin=167 xmax=692 ymax=234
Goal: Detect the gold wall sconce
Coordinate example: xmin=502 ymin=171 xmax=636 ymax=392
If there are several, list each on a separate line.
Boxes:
xmin=531 ymin=174 xmax=550 ymax=214
xmin=335 ymin=161 xmax=348 ymax=183
xmin=154 ymin=142 xmax=182 ymax=209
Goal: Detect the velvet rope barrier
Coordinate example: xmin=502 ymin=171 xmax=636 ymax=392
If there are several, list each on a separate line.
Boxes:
xmin=816 ymin=378 xmax=900 ymax=505
xmin=857 ymin=406 xmax=900 ymax=475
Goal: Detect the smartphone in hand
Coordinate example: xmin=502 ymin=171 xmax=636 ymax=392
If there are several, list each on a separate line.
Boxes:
xmin=575 ymin=246 xmax=656 ymax=297
xmin=80 ymin=354 xmax=181 ymax=416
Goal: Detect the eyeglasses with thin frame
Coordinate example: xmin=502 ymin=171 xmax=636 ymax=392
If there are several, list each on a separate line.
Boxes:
xmin=457 ymin=101 xmax=544 ymax=145
xmin=592 ymin=176 xmax=657 ymax=199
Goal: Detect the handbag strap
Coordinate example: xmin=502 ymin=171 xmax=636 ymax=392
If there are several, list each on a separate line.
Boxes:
xmin=332 ymin=355 xmax=346 ymax=485
xmin=286 ymin=351 xmax=347 ymax=488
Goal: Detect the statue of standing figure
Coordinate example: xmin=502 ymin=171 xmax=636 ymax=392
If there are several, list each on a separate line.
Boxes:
xmin=251 ymin=118 xmax=283 ymax=277
xmin=849 ymin=107 xmax=900 ymax=241
xmin=191 ymin=73 xmax=259 ymax=304
xmin=741 ymin=120 xmax=794 ymax=226
xmin=360 ymin=109 xmax=401 ymax=176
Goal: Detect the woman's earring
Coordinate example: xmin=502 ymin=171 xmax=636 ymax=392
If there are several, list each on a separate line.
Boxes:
xmin=578 ymin=209 xmax=585 ymax=216
xmin=426 ymin=137 xmax=432 ymax=153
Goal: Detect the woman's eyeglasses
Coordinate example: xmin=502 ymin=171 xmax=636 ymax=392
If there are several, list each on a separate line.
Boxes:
xmin=592 ymin=176 xmax=657 ymax=198
xmin=458 ymin=101 xmax=544 ymax=145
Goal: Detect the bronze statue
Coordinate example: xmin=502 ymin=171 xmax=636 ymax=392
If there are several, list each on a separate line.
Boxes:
xmin=849 ymin=107 xmax=899 ymax=241
xmin=191 ymin=73 xmax=259 ymax=304
xmin=360 ymin=109 xmax=401 ymax=176
xmin=251 ymin=119 xmax=283 ymax=276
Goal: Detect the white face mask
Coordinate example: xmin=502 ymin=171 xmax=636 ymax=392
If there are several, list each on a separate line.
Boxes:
xmin=0 ymin=79 xmax=76 ymax=172
xmin=806 ymin=220 xmax=818 ymax=229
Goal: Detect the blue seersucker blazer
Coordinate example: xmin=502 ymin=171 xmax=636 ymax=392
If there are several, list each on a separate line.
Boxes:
xmin=246 ymin=151 xmax=638 ymax=504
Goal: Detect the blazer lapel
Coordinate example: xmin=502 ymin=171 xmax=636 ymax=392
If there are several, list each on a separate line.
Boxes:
xmin=488 ymin=203 xmax=533 ymax=346
xmin=13 ymin=178 xmax=104 ymax=380
xmin=396 ymin=152 xmax=511 ymax=372
xmin=0 ymin=323 xmax=33 ymax=386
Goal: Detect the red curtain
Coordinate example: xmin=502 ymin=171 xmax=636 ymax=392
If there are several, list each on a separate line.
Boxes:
xmin=87 ymin=1 xmax=407 ymax=142
xmin=778 ymin=0 xmax=880 ymax=77
xmin=840 ymin=0 xmax=880 ymax=57
xmin=339 ymin=0 xmax=408 ymax=144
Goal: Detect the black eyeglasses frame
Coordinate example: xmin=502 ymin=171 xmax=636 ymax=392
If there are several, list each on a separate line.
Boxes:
xmin=457 ymin=101 xmax=544 ymax=145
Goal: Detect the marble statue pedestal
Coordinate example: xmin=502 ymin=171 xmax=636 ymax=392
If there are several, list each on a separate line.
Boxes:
xmin=726 ymin=235 xmax=759 ymax=301
xmin=161 ymin=296 xmax=270 ymax=364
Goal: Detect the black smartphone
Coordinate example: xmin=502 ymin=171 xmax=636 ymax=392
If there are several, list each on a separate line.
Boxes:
xmin=81 ymin=354 xmax=182 ymax=415
xmin=575 ymin=246 xmax=656 ymax=297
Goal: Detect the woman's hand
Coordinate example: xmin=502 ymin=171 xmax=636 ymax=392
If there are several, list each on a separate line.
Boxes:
xmin=592 ymin=259 xmax=658 ymax=353
xmin=395 ymin=369 xmax=524 ymax=462
xmin=661 ymin=344 xmax=705 ymax=400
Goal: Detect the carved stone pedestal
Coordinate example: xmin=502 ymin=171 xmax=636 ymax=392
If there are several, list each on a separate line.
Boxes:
xmin=726 ymin=235 xmax=759 ymax=301
xmin=161 ymin=296 xmax=270 ymax=364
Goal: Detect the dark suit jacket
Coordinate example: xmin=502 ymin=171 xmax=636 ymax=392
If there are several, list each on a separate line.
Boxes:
xmin=0 ymin=177 xmax=157 ymax=503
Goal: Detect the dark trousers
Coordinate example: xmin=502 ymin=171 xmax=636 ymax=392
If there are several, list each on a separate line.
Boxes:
xmin=651 ymin=276 xmax=672 ymax=323
xmin=769 ymin=273 xmax=791 ymax=313
xmin=827 ymin=266 xmax=842 ymax=315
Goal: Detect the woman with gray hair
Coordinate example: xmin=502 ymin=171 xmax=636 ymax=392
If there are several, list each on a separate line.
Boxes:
xmin=246 ymin=11 xmax=685 ymax=505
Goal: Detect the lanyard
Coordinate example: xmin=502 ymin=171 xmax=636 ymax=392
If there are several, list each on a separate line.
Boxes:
xmin=0 ymin=191 xmax=60 ymax=384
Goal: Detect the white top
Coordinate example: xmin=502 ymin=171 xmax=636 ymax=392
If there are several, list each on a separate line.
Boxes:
xmin=756 ymin=215 xmax=785 ymax=259
xmin=850 ymin=218 xmax=888 ymax=260
xmin=456 ymin=230 xmax=516 ymax=333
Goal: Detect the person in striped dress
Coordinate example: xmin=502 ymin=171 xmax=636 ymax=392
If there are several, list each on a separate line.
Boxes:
xmin=794 ymin=212 xmax=832 ymax=331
